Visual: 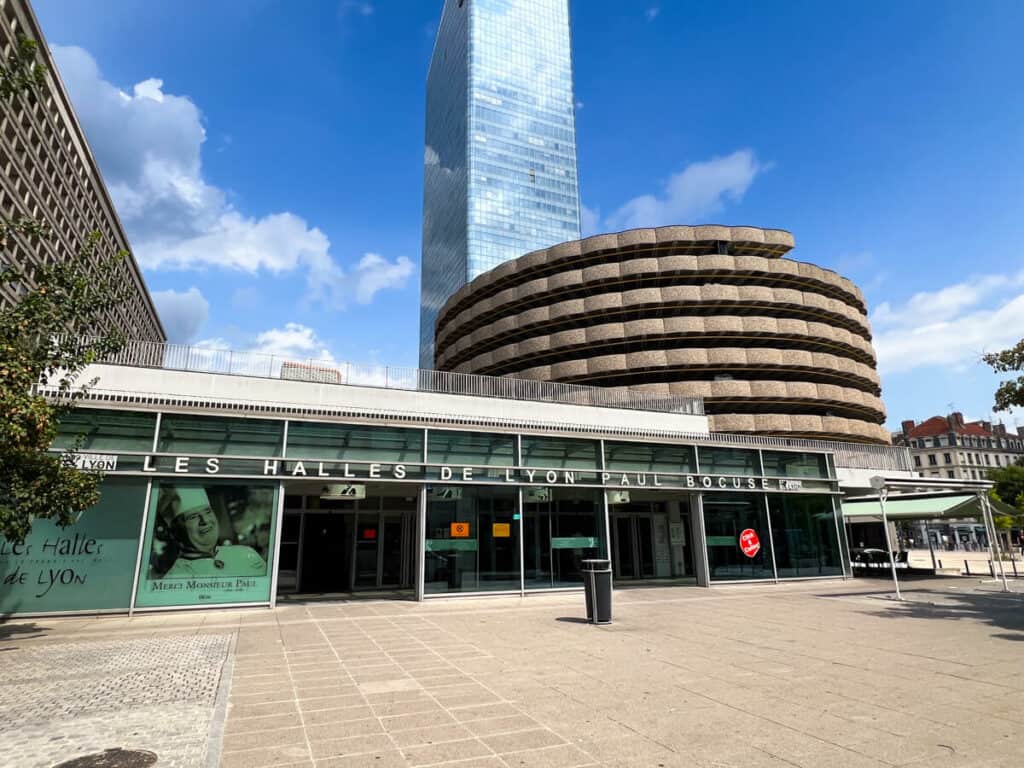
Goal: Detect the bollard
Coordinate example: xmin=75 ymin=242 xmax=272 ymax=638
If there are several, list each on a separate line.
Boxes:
xmin=989 ymin=560 xmax=995 ymax=577
xmin=1013 ymin=560 xmax=1019 ymax=578
xmin=964 ymin=560 xmax=970 ymax=576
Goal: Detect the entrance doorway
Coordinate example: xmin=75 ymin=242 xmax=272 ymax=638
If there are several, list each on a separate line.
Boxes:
xmin=609 ymin=495 xmax=696 ymax=583
xmin=277 ymin=483 xmax=417 ymax=598
xmin=613 ymin=513 xmax=657 ymax=579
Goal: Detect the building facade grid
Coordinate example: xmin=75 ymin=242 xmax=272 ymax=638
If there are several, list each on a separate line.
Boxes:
xmin=420 ymin=0 xmax=580 ymax=368
xmin=0 ymin=0 xmax=164 ymax=342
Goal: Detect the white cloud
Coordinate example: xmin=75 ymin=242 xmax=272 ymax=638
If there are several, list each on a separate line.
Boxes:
xmin=52 ymin=45 xmax=410 ymax=311
xmin=354 ymin=253 xmax=415 ymax=304
xmin=250 ymin=323 xmax=337 ymax=362
xmin=193 ymin=323 xmax=337 ymax=377
xmin=151 ymin=287 xmax=209 ymax=343
xmin=872 ymin=271 xmax=1024 ymax=374
xmin=645 ymin=7 xmax=660 ymax=21
xmin=580 ymin=203 xmax=601 ymax=237
xmin=340 ymin=1 xmax=373 ymax=16
xmin=604 ymin=149 xmax=767 ymax=231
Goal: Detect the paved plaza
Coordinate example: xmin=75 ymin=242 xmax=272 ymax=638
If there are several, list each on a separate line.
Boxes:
xmin=2 ymin=578 xmax=1024 ymax=768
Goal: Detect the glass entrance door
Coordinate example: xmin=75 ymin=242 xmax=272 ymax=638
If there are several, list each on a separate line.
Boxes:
xmin=353 ymin=510 xmax=414 ymax=590
xmin=613 ymin=514 xmax=656 ymax=579
xmin=610 ymin=499 xmax=695 ymax=582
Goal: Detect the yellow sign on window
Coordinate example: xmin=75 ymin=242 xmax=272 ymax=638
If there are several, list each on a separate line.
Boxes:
xmin=492 ymin=523 xmax=511 ymax=538
xmin=450 ymin=522 xmax=470 ymax=538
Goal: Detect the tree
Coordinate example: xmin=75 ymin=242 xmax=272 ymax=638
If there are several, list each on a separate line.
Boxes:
xmin=987 ymin=465 xmax=1024 ymax=513
xmin=1 ymin=38 xmax=128 ymax=541
xmin=983 ymin=338 xmax=1024 ymax=412
xmin=1 ymin=235 xmax=130 ymax=541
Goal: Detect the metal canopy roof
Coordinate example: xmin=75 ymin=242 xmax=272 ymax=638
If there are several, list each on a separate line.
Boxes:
xmin=842 ymin=492 xmax=1021 ymax=521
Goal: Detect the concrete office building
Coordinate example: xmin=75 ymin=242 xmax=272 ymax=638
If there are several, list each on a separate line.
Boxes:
xmin=419 ymin=0 xmax=581 ymax=368
xmin=0 ymin=340 xmax=916 ymax=616
xmin=0 ymin=0 xmax=164 ymax=341
xmin=435 ymin=225 xmax=888 ymax=444
xmin=896 ymin=412 xmax=1024 ymax=480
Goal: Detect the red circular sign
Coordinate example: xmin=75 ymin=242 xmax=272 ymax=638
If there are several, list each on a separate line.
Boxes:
xmin=739 ymin=529 xmax=761 ymax=558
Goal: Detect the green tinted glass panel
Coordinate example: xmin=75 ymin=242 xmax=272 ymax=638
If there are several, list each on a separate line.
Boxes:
xmin=158 ymin=415 xmax=283 ymax=457
xmin=768 ymin=494 xmax=842 ymax=578
xmin=524 ymin=487 xmax=606 ymax=590
xmin=762 ymin=451 xmax=830 ymax=478
xmin=425 ymin=485 xmax=519 ymax=594
xmin=287 ymin=422 xmax=423 ymax=462
xmin=428 ymin=430 xmax=515 ymax=466
xmin=135 ymin=479 xmax=279 ymax=608
xmin=698 ymin=446 xmax=760 ymax=476
xmin=604 ymin=441 xmax=695 ymax=473
xmin=0 ymin=479 xmax=147 ymax=614
xmin=703 ymin=492 xmax=774 ymax=581
xmin=521 ymin=436 xmax=598 ymax=469
xmin=52 ymin=409 xmax=156 ymax=452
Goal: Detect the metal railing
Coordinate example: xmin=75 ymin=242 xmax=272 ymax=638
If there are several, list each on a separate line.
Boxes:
xmin=91 ymin=340 xmax=914 ymax=472
xmin=98 ymin=340 xmax=705 ymax=416
xmin=706 ymin=432 xmax=913 ymax=472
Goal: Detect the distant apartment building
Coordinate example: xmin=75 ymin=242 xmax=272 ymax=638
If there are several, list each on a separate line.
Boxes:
xmin=0 ymin=0 xmax=164 ymax=342
xmin=419 ymin=0 xmax=581 ymax=368
xmin=896 ymin=413 xmax=1024 ymax=480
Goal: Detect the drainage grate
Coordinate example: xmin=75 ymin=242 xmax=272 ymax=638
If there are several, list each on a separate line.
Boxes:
xmin=53 ymin=749 xmax=158 ymax=768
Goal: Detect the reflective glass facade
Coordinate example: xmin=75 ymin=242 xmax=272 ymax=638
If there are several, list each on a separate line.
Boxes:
xmin=2 ymin=408 xmax=851 ymax=615
xmin=420 ymin=0 xmax=582 ymax=367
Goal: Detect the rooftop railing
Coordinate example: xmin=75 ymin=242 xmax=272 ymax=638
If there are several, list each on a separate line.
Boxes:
xmin=91 ymin=339 xmax=914 ymax=472
xmin=98 ymin=339 xmax=705 ymax=416
xmin=705 ymin=432 xmax=913 ymax=472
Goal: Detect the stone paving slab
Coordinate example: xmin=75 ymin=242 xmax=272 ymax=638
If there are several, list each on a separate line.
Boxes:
xmin=0 ymin=634 xmax=233 ymax=768
xmin=3 ymin=578 xmax=1024 ymax=767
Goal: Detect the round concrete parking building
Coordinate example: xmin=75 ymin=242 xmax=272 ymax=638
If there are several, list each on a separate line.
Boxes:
xmin=434 ymin=225 xmax=888 ymax=444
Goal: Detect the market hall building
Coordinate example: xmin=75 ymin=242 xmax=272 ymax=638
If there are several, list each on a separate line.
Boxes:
xmin=0 ymin=349 xmax=912 ymax=617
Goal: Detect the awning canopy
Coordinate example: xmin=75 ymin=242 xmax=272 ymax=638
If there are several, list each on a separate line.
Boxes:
xmin=842 ymin=492 xmax=1022 ymax=521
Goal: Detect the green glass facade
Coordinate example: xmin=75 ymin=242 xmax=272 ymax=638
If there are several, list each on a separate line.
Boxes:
xmin=0 ymin=409 xmax=848 ymax=615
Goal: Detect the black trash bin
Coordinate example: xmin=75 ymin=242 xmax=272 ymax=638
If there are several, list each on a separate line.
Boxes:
xmin=581 ymin=558 xmax=612 ymax=624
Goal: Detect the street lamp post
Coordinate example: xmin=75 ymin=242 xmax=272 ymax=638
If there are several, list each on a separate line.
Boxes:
xmin=870 ymin=476 xmax=902 ymax=601
xmin=978 ymin=492 xmax=1010 ymax=593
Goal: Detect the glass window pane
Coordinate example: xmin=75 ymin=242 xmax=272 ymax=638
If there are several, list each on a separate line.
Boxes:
xmin=524 ymin=487 xmax=606 ymax=589
xmin=768 ymin=494 xmax=842 ymax=578
xmin=425 ymin=486 xmax=519 ymax=594
xmin=762 ymin=451 xmax=830 ymax=478
xmin=703 ymin=492 xmax=773 ymax=581
xmin=521 ymin=436 xmax=598 ymax=469
xmin=53 ymin=408 xmax=156 ymax=452
xmin=428 ymin=430 xmax=515 ymax=466
xmin=698 ymin=446 xmax=759 ymax=476
xmin=158 ymin=415 xmax=283 ymax=457
xmin=135 ymin=479 xmax=279 ymax=607
xmin=287 ymin=422 xmax=423 ymax=463
xmin=604 ymin=441 xmax=695 ymax=474
xmin=0 ymin=478 xmax=147 ymax=614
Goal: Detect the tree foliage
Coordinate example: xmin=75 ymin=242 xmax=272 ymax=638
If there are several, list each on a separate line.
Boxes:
xmin=983 ymin=338 xmax=1024 ymax=412
xmin=1 ymin=37 xmax=129 ymax=542
xmin=987 ymin=465 xmax=1024 ymax=514
xmin=0 ymin=34 xmax=45 ymax=100
xmin=1 ymin=234 xmax=130 ymax=541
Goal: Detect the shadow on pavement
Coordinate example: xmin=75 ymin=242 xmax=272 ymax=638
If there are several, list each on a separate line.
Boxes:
xmin=554 ymin=616 xmax=590 ymax=624
xmin=0 ymin=620 xmax=48 ymax=649
xmin=853 ymin=585 xmax=1024 ymax=641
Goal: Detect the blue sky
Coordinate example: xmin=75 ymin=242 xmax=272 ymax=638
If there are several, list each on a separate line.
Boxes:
xmin=33 ymin=0 xmax=1024 ymax=431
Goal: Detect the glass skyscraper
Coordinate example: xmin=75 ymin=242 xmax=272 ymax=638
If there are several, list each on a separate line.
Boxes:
xmin=419 ymin=0 xmax=582 ymax=368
